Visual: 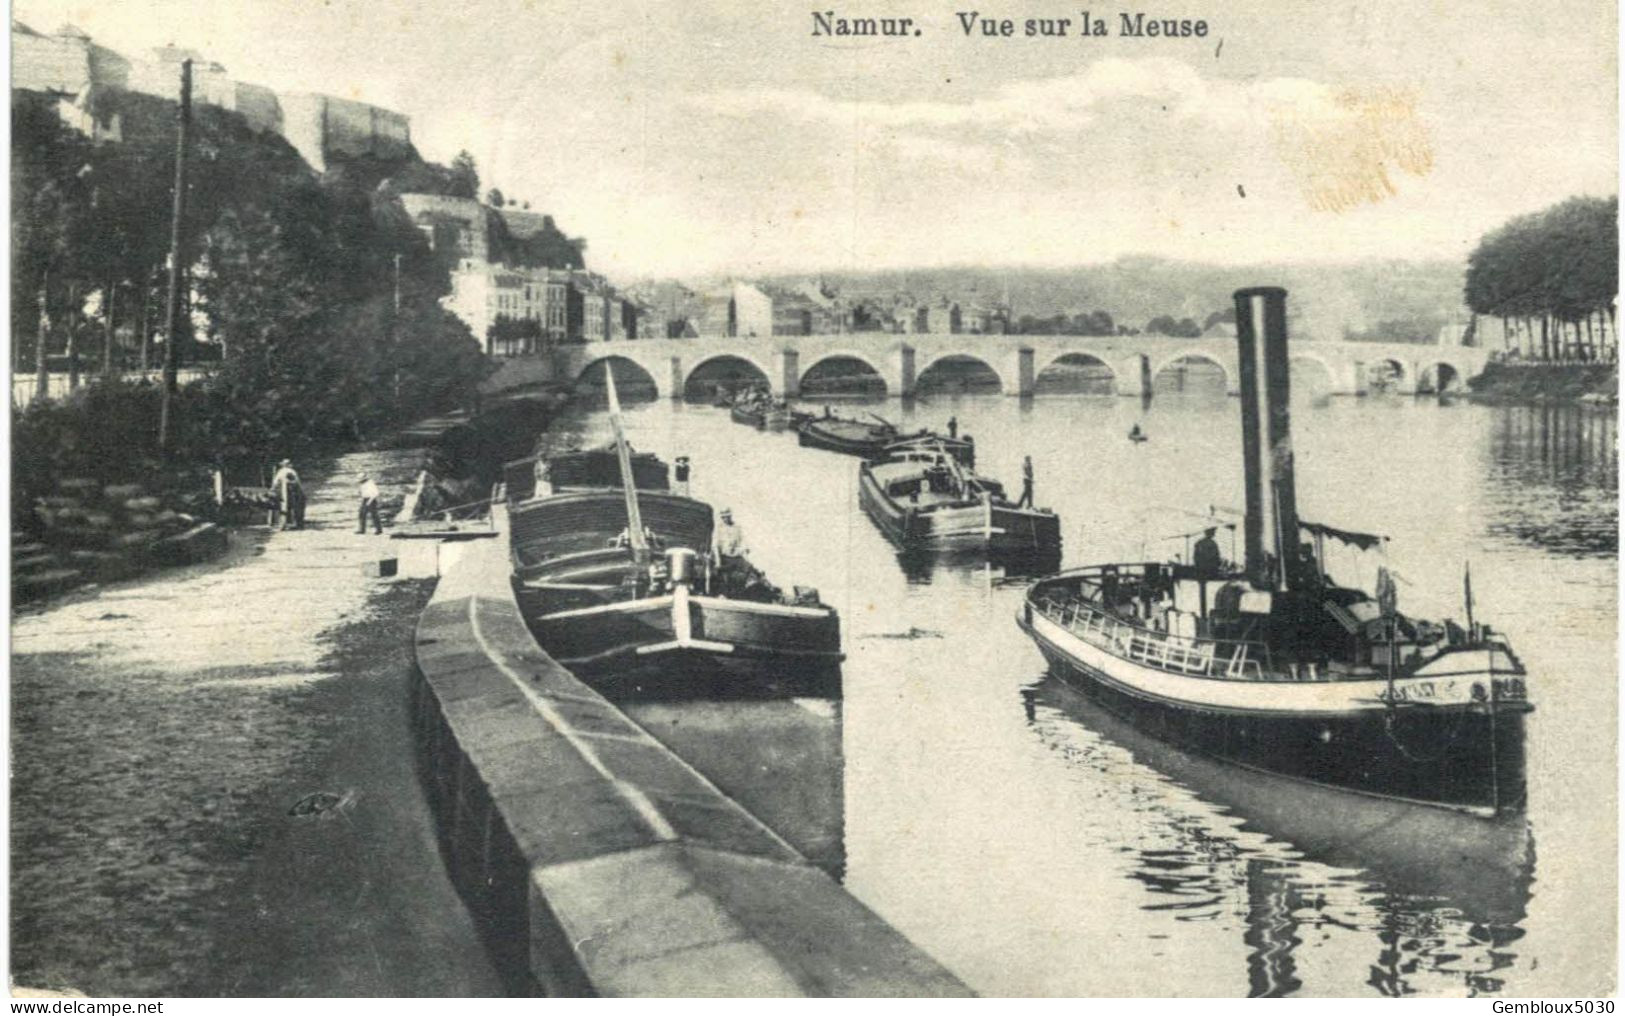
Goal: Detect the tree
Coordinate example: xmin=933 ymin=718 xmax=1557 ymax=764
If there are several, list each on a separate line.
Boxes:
xmin=448 ymin=150 xmax=479 ymax=200
xmin=486 ymin=187 xmax=505 ymax=208
xmin=11 ymin=94 xmax=98 ymax=391
xmin=1466 ymin=195 xmax=1618 ymax=359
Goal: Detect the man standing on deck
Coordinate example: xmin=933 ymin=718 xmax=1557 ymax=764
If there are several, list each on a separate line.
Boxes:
xmin=532 ymin=457 xmax=552 ymax=499
xmin=1192 ymin=526 xmax=1223 ymax=620
xmin=674 ymin=456 xmax=691 ymax=497
xmin=716 ymin=508 xmax=746 ymax=558
xmin=714 ymin=509 xmax=750 ymax=597
xmin=1193 ymin=527 xmax=1223 ymax=577
xmin=1017 ymin=455 xmax=1034 ymax=508
xmin=357 ymin=473 xmax=383 ymax=534
xmin=947 ymin=415 xmax=958 ymax=439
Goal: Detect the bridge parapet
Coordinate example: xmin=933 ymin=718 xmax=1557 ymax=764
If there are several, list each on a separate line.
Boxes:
xmin=545 ymin=335 xmax=1491 ymax=400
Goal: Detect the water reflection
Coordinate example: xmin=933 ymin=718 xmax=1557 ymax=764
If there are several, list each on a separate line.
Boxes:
xmin=1024 ymin=676 xmax=1536 ymax=997
xmin=616 ymin=694 xmax=848 ymax=878
xmin=895 ymin=547 xmax=1061 ymax=585
xmin=1484 ymin=405 xmax=1617 ymax=556
xmin=550 ymin=390 xmax=1604 ymax=997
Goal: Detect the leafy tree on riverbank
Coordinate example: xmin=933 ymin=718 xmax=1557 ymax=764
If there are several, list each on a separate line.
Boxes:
xmin=12 ymin=86 xmax=492 ymax=498
xmin=1465 ymin=195 xmax=1618 ymax=360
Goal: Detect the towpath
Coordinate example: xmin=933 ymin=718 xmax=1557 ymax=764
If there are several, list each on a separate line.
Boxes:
xmin=10 ymin=444 xmax=504 ymax=996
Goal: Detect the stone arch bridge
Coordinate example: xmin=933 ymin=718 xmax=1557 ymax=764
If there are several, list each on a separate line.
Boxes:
xmin=542 ymin=333 xmax=1488 ymax=399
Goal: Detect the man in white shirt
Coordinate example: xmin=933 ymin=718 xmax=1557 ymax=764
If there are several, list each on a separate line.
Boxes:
xmin=357 ymin=473 xmax=383 ymax=534
xmin=271 ymin=459 xmax=304 ymax=530
xmin=715 ymin=509 xmax=745 ymax=558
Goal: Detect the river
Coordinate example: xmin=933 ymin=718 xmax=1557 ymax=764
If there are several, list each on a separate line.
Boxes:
xmin=543 ymin=383 xmax=1616 ymax=998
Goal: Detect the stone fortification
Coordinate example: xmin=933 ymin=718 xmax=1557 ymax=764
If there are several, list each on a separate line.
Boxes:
xmin=11 ymin=21 xmax=410 ymax=172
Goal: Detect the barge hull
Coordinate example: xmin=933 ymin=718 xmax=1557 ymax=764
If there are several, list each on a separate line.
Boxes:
xmin=858 ymin=466 xmax=1060 ymax=554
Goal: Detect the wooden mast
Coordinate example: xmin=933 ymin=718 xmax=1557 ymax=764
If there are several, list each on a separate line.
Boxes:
xmin=603 ymin=366 xmax=649 ymax=571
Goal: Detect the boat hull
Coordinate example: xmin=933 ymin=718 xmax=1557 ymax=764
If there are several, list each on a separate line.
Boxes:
xmin=730 ymin=403 xmax=789 ymax=429
xmin=858 ymin=463 xmax=1061 ymax=554
xmin=524 ymin=587 xmax=843 ymax=695
xmin=797 ymin=419 xmax=896 ymax=457
xmin=1019 ymin=605 xmax=1528 ymax=816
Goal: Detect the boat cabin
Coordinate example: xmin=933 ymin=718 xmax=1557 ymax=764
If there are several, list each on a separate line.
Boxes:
xmin=870 ymin=450 xmax=1007 ymax=508
xmin=1031 ymin=551 xmax=1491 ymax=683
xmin=503 ymin=446 xmax=671 ymax=501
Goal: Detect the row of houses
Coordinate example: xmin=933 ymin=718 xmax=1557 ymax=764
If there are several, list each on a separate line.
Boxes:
xmin=627 ymin=279 xmax=1013 ymax=340
xmin=398 ymin=194 xmax=652 ymax=354
xmin=450 ymin=264 xmax=650 ymax=354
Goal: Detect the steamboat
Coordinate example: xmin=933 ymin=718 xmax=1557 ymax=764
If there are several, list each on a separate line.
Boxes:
xmin=1017 ymin=287 xmax=1530 ymax=816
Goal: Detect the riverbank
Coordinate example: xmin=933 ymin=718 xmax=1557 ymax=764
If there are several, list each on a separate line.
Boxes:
xmin=9 ymin=443 xmax=504 ymax=996
xmin=1468 ymin=361 xmax=1618 ymax=404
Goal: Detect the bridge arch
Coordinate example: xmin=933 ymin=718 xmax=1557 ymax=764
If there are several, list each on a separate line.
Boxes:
xmin=1150 ymin=350 xmax=1233 ymax=394
xmin=800 ymin=350 xmax=889 ymax=397
xmin=1033 ymin=351 xmax=1118 ymax=395
xmin=1417 ymin=359 xmax=1465 ymax=394
xmin=682 ymin=353 xmax=774 ymax=400
xmin=914 ymin=353 xmax=1005 ymax=395
xmin=1290 ymin=352 xmax=1339 ymax=396
xmin=576 ymin=355 xmax=661 ymax=401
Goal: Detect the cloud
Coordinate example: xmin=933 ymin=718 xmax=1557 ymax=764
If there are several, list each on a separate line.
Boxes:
xmin=685 ymin=59 xmax=1364 ymax=138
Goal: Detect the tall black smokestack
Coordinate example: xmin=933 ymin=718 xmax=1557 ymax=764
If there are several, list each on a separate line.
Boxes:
xmin=1233 ymin=287 xmax=1302 ymax=590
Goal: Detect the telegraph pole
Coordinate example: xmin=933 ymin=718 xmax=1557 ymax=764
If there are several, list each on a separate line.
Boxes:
xmin=157 ymin=59 xmax=192 ymax=459
xmin=392 ymin=253 xmax=402 ymax=411
xmin=35 ymin=274 xmax=50 ymax=401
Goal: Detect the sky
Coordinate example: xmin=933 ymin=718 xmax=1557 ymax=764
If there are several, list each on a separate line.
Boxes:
xmin=12 ymin=0 xmax=1619 ymax=280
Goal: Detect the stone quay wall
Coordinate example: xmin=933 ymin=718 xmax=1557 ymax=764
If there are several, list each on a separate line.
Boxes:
xmin=411 ymin=536 xmax=972 ymax=996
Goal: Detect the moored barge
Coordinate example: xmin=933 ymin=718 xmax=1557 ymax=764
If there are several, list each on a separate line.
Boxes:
xmin=859 ymin=447 xmax=1060 ymax=556
xmin=509 ymin=375 xmax=842 ymax=690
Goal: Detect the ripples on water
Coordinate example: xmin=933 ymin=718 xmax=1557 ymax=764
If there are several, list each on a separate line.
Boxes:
xmin=555 ymin=389 xmax=1615 ymax=997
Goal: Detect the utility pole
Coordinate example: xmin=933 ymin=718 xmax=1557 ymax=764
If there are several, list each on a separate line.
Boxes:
xmin=157 ymin=59 xmax=192 ymax=459
xmin=35 ymin=274 xmax=50 ymax=402
xmin=103 ymin=277 xmax=118 ymax=380
xmin=391 ymin=252 xmax=402 ymax=411
xmin=66 ymin=281 xmax=80 ymax=390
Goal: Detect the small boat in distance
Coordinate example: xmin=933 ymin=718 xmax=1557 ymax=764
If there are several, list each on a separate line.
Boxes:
xmin=727 ymin=388 xmax=792 ymax=429
xmin=797 ymin=408 xmax=973 ymax=462
xmin=1017 ymin=287 xmax=1531 ymax=817
xmin=797 ymin=409 xmax=910 ymax=457
xmin=859 ymin=444 xmax=1061 ymax=556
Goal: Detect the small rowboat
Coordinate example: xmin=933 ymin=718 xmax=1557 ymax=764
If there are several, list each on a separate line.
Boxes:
xmin=730 ymin=399 xmax=791 ymax=429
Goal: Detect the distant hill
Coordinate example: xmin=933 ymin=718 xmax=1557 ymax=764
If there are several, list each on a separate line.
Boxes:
xmin=759 ymin=257 xmax=1467 ymax=341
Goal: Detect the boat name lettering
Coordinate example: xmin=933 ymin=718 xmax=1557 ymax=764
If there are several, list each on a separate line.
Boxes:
xmin=1384 ymin=680 xmax=1445 ymax=702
